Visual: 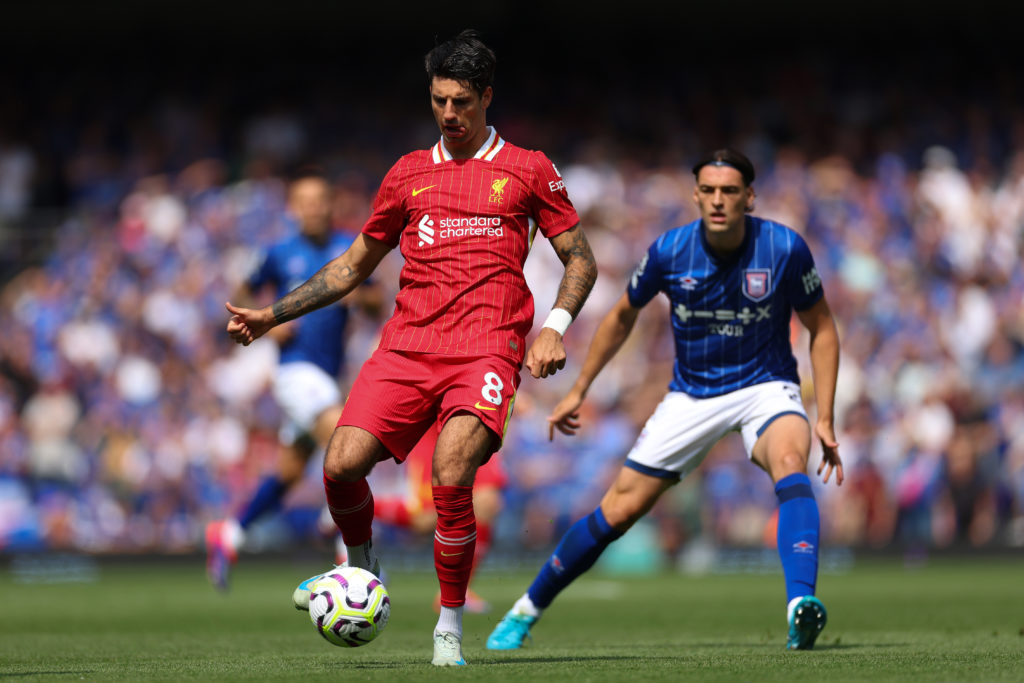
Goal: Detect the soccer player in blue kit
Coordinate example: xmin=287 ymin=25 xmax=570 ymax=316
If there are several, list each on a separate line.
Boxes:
xmin=206 ymin=169 xmax=380 ymax=590
xmin=487 ymin=149 xmax=844 ymax=651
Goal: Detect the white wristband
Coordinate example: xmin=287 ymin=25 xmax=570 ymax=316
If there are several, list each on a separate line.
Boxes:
xmin=542 ymin=308 xmax=573 ymax=336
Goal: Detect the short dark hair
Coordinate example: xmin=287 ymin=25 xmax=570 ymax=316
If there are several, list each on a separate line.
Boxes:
xmin=289 ymin=164 xmax=329 ymax=185
xmin=692 ymin=149 xmax=756 ymax=186
xmin=425 ymin=29 xmax=496 ymax=97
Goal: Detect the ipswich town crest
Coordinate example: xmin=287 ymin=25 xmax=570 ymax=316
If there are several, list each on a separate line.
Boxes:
xmin=742 ymin=269 xmax=772 ymax=302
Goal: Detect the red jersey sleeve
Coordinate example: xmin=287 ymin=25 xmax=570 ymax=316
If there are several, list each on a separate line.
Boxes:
xmin=528 ymin=151 xmax=579 ymax=239
xmin=362 ymin=161 xmax=408 ymax=248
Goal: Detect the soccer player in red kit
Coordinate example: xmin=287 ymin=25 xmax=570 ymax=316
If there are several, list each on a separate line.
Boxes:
xmin=225 ymin=29 xmax=597 ymax=666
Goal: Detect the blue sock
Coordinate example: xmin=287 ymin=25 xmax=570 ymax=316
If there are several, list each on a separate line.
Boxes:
xmin=775 ymin=472 xmax=820 ymax=602
xmin=527 ymin=507 xmax=623 ymax=609
xmin=237 ymin=476 xmax=288 ymax=529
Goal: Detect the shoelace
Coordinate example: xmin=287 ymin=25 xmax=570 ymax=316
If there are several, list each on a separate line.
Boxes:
xmin=437 ymin=633 xmax=460 ymax=653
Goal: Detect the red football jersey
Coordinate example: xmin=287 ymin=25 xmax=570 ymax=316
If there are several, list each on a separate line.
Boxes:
xmin=363 ymin=127 xmax=579 ymax=363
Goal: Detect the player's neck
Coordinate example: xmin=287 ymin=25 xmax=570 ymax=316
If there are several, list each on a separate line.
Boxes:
xmin=702 ymin=221 xmax=746 ymax=258
xmin=303 ymin=230 xmax=330 ymax=247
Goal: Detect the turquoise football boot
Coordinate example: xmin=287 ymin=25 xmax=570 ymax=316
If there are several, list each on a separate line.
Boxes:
xmin=786 ymin=595 xmax=827 ymax=650
xmin=486 ymin=610 xmax=538 ymax=650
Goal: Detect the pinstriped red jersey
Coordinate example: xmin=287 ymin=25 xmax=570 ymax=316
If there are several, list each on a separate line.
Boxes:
xmin=363 ymin=127 xmax=579 ymax=364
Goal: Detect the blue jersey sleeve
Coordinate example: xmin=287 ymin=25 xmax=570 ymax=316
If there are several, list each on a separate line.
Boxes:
xmin=626 ymin=239 xmax=664 ymax=308
xmin=247 ymin=248 xmax=278 ymax=292
xmin=785 ymin=234 xmax=824 ymax=311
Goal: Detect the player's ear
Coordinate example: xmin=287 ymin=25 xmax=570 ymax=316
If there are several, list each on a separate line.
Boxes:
xmin=480 ymin=86 xmax=493 ymax=110
xmin=745 ymin=186 xmax=755 ymax=213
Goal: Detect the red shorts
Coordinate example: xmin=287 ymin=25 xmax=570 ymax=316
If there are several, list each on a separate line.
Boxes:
xmin=405 ymin=424 xmax=509 ymax=512
xmin=338 ymin=349 xmax=520 ymax=463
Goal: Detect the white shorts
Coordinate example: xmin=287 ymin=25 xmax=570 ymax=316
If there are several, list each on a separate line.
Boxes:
xmin=272 ymin=361 xmax=342 ymax=444
xmin=625 ymin=381 xmax=807 ymax=480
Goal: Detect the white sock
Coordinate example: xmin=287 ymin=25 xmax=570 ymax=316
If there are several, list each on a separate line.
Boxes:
xmin=334 ymin=536 xmax=348 ymax=565
xmin=346 ymin=540 xmax=378 ymax=573
xmin=435 ymin=605 xmax=464 ymax=638
xmin=512 ymin=593 xmax=541 ymax=619
xmin=223 ymin=519 xmax=245 ymax=551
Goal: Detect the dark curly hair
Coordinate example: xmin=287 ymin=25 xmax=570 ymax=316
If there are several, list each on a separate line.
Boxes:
xmin=424 ymin=29 xmax=496 ymax=97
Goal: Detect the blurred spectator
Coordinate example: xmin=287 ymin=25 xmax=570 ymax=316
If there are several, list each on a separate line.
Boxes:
xmin=1 ymin=54 xmax=1023 ymax=557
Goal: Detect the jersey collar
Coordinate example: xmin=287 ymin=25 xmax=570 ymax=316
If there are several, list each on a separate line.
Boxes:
xmin=432 ymin=126 xmax=504 ymax=163
xmin=700 ymin=215 xmax=753 ymax=264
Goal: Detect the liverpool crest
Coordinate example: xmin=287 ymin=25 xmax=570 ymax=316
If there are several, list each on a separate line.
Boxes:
xmin=489 ymin=177 xmax=509 ymax=204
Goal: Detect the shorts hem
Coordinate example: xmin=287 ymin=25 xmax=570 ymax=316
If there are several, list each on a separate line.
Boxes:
xmin=624 ymin=459 xmax=681 ymax=481
xmin=755 ymin=410 xmax=807 ymax=438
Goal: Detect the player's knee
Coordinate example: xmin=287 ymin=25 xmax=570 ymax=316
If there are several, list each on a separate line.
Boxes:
xmin=434 ymin=468 xmax=476 ymax=487
xmin=770 ymin=450 xmax=809 ymax=481
xmin=432 ymin=451 xmax=480 ymax=487
xmin=323 ymin=449 xmax=375 ymax=481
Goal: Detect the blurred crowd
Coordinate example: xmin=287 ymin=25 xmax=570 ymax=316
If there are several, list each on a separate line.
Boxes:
xmin=1 ymin=57 xmax=1023 ymax=561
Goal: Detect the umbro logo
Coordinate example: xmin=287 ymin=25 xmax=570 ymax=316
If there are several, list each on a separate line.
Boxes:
xmin=793 ymin=540 xmax=815 ymax=554
xmin=412 ymin=185 xmax=436 ymax=196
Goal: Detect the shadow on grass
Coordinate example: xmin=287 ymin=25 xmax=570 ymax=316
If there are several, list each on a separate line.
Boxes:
xmin=481 ymin=640 xmax=896 ymax=664
xmin=486 ymin=655 xmax=683 ymax=666
xmin=308 ymin=662 xmax=411 ymax=670
xmin=813 ymin=642 xmax=909 ymax=650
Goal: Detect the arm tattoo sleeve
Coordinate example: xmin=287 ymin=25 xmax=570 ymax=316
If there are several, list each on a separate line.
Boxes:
xmin=271 ymin=262 xmax=358 ymax=324
xmin=552 ymin=226 xmax=598 ymax=319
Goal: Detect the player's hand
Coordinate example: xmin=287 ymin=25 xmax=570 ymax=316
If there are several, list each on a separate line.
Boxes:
xmin=815 ymin=419 xmax=843 ymax=486
xmin=525 ymin=328 xmax=567 ymax=379
xmin=547 ymin=388 xmax=585 ymax=441
xmin=225 ymin=301 xmax=275 ymax=346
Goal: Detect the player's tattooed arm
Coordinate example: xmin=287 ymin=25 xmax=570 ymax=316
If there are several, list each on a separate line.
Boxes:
xmin=549 ymin=224 xmax=597 ymax=318
xmin=271 ymin=263 xmax=357 ymax=324
xmin=272 ymin=233 xmax=392 ymax=325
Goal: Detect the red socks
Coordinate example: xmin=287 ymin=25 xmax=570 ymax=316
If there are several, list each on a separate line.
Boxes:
xmin=324 ymin=476 xmax=482 ymax=609
xmin=432 ymin=485 xmax=476 ymax=608
xmin=474 ymin=520 xmax=491 ymax=566
xmin=373 ymin=497 xmax=413 ymax=528
xmin=323 ymin=473 xmax=374 ymax=546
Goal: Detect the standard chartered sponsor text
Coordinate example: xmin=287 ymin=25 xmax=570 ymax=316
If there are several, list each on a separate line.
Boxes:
xmin=439 ymin=215 xmax=504 ymax=238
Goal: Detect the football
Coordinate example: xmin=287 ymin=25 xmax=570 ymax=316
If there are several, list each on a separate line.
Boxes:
xmin=308 ymin=567 xmax=390 ymax=647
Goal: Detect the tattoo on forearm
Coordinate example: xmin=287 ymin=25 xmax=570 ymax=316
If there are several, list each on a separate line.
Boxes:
xmin=553 ymin=227 xmax=598 ymax=318
xmin=272 ymin=262 xmax=357 ymax=324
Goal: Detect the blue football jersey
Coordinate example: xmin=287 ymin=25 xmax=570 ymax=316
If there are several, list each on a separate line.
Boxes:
xmin=248 ymin=230 xmax=357 ymax=376
xmin=627 ymin=216 xmax=824 ymax=397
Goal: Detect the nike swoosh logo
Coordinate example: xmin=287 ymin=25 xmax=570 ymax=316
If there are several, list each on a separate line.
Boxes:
xmin=440 ymin=551 xmax=464 ymax=557
xmin=473 ymin=401 xmax=497 ymax=411
xmin=411 ymin=185 xmax=436 ymax=196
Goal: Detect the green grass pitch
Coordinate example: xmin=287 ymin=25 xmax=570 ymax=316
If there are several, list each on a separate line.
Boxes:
xmin=2 ymin=555 xmax=1022 ymax=681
